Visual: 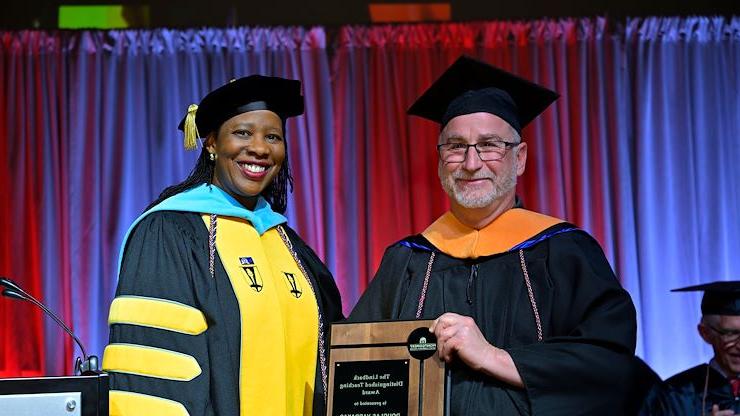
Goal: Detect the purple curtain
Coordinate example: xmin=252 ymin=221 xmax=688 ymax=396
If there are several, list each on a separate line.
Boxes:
xmin=625 ymin=16 xmax=740 ymax=377
xmin=0 ymin=17 xmax=739 ymax=380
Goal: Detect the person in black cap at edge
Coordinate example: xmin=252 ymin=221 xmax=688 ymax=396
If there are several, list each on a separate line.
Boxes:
xmin=642 ymin=282 xmax=740 ymax=416
xmin=348 ymin=55 xmax=643 ymax=415
xmin=101 ymin=75 xmax=343 ymax=415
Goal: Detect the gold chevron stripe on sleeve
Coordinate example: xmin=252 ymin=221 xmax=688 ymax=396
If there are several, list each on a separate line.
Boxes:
xmin=103 ymin=344 xmax=202 ymax=381
xmin=108 ymin=296 xmax=208 ymax=335
xmin=109 ymin=390 xmax=190 ymax=416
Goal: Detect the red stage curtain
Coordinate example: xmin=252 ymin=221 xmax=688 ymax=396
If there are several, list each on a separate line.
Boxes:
xmin=332 ymin=19 xmax=630 ymax=309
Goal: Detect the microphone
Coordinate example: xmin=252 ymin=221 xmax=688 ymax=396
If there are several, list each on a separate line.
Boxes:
xmin=2 ymin=288 xmax=26 ymax=301
xmin=0 ymin=276 xmax=100 ymax=375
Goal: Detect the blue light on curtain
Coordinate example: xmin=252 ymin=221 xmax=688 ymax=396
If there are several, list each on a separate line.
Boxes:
xmin=0 ymin=17 xmax=738 ymax=380
xmin=625 ymin=16 xmax=740 ymax=377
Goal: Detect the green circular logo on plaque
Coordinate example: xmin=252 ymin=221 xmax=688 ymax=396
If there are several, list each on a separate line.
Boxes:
xmin=407 ymin=327 xmax=437 ymax=360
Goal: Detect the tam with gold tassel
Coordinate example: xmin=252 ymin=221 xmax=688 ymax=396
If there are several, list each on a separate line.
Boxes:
xmin=183 ymin=104 xmax=200 ymax=150
xmin=176 ymin=76 xmax=305 ymax=148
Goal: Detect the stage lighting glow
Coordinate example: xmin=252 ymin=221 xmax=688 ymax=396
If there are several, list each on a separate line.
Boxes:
xmin=369 ymin=3 xmax=451 ymax=23
xmin=58 ymin=5 xmax=150 ymax=29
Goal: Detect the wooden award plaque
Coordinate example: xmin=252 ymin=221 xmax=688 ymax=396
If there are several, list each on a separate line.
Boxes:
xmin=327 ymin=320 xmax=448 ymax=416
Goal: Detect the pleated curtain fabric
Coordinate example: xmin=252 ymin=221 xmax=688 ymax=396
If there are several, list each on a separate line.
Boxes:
xmin=0 ymin=17 xmax=738 ymax=379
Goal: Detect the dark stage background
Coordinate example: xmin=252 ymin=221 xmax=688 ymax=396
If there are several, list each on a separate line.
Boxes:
xmin=1 ymin=0 xmax=738 ymax=28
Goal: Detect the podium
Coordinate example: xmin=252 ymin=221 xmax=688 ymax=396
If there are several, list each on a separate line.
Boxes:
xmin=0 ymin=374 xmax=108 ymax=416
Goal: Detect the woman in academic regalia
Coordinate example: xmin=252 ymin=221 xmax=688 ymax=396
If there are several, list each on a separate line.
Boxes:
xmin=102 ymin=75 xmax=343 ymax=416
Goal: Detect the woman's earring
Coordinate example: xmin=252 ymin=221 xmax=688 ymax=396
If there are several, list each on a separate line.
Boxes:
xmin=209 ymin=153 xmax=217 ymax=161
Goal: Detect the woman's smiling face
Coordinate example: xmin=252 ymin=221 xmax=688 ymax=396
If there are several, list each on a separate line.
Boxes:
xmin=206 ymin=110 xmax=285 ymax=210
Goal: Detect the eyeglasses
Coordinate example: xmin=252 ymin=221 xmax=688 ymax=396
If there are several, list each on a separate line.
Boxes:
xmin=705 ymin=323 xmax=740 ymax=344
xmin=437 ymin=140 xmax=519 ymax=163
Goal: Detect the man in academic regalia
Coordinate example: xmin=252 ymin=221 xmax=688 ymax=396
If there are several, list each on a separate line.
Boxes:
xmin=643 ymin=282 xmax=740 ymax=416
xmin=348 ymin=56 xmax=640 ymax=415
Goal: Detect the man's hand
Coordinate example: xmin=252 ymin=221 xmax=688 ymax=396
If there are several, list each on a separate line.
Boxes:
xmin=430 ymin=312 xmax=493 ymax=370
xmin=430 ymin=312 xmax=523 ymax=387
xmin=712 ymin=404 xmax=735 ymax=416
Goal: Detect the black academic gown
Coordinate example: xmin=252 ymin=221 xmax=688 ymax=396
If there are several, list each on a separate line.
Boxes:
xmin=108 ymin=211 xmax=344 ymax=416
xmin=349 ymin=223 xmax=638 ymax=415
xmin=642 ymin=364 xmax=740 ymax=415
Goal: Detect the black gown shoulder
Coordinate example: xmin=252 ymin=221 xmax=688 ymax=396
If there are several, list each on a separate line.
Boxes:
xmin=349 ymin=222 xmax=640 ymax=415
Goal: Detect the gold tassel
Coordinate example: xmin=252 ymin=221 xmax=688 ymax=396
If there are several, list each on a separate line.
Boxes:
xmin=183 ymin=104 xmax=200 ymax=150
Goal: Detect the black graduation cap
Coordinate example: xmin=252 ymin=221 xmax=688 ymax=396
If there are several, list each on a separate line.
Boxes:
xmin=672 ymin=281 xmax=740 ymax=316
xmin=178 ymin=75 xmax=304 ymax=150
xmin=407 ymin=55 xmax=559 ymax=134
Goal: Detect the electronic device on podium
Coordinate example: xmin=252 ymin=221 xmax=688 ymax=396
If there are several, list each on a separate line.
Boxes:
xmin=0 ymin=277 xmax=109 ymax=416
xmin=328 ymin=320 xmax=450 ymax=416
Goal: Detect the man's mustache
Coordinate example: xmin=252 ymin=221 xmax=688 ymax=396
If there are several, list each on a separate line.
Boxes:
xmin=450 ymin=172 xmax=495 ymax=181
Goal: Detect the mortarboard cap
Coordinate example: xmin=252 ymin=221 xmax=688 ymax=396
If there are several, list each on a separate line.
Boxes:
xmin=178 ymin=75 xmax=304 ymax=150
xmin=407 ymin=55 xmax=559 ymax=134
xmin=672 ymin=281 xmax=740 ymax=316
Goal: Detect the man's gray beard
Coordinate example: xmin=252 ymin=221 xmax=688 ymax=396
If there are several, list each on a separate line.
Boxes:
xmin=439 ymin=163 xmax=517 ymax=209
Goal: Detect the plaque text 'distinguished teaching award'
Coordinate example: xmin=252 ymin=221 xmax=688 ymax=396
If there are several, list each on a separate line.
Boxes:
xmin=328 ymin=320 xmax=448 ymax=416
